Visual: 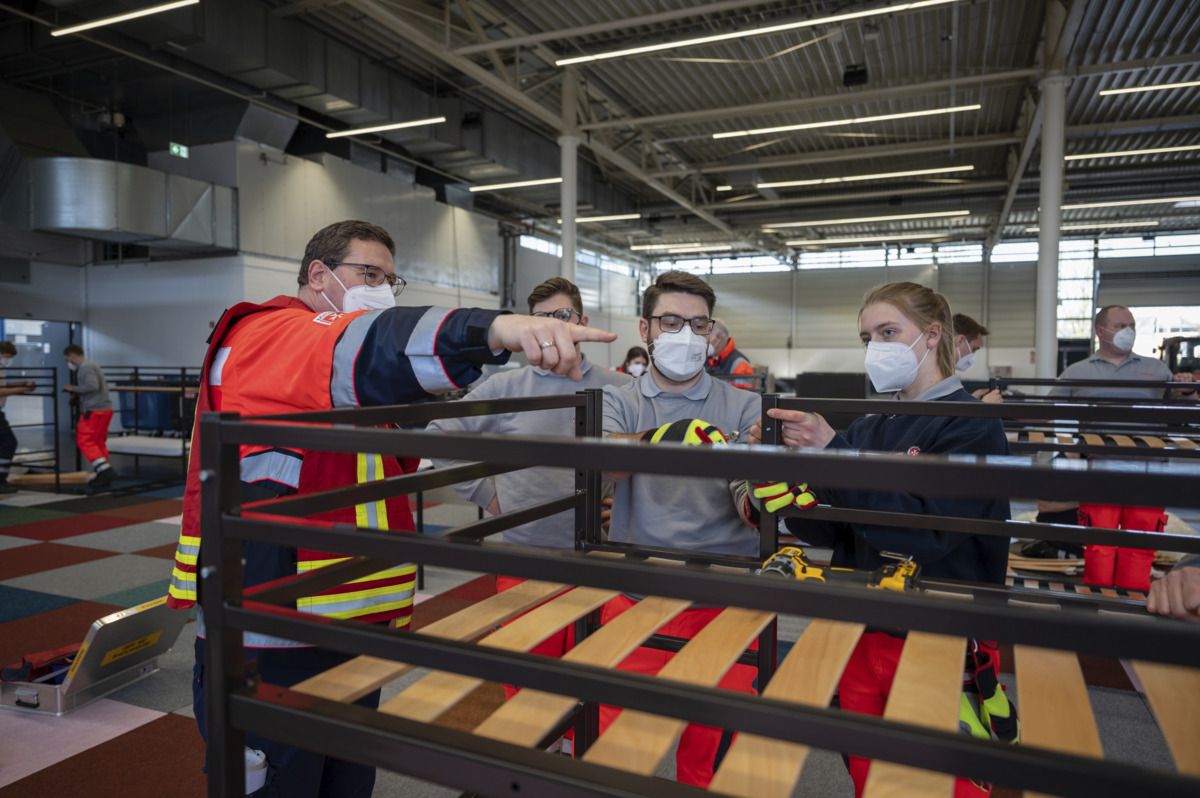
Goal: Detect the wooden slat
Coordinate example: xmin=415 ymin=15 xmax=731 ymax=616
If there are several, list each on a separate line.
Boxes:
xmin=292 ymin=580 xmax=566 ymax=702
xmin=709 ymin=620 xmax=865 ymax=797
xmin=1136 ymin=435 xmax=1167 ymax=449
xmin=1074 ymin=584 xmax=1094 ymax=595
xmin=1108 ymin=434 xmax=1136 ymax=448
xmin=583 ymin=607 xmax=774 ymax=775
xmin=473 ymin=595 xmax=692 ymax=747
xmin=1024 ymin=578 xmax=1040 ymax=589
xmin=7 ymin=470 xmax=92 ymax=485
xmin=378 ymin=587 xmax=617 ymax=723
xmin=1131 ymin=661 xmax=1200 ymax=776
xmin=1015 ymin=646 xmax=1103 ymax=798
xmin=1026 ymin=431 xmax=1046 ymax=444
xmin=1057 ymin=434 xmax=1075 ymax=445
xmin=1099 ymin=588 xmax=1119 ymax=598
xmin=1050 ymin=582 xmax=1066 ymax=592
xmin=1081 ymin=433 xmax=1106 ymax=447
xmin=862 ymin=632 xmax=966 ymax=798
xmin=1168 ymin=437 xmax=1198 ymax=449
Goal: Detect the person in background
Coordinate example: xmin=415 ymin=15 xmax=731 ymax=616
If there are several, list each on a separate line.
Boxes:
xmin=62 ymin=344 xmax=116 ymax=489
xmin=1054 ymin=305 xmax=1173 ymax=591
xmin=953 ymin=313 xmax=1001 ymax=403
xmin=617 ymin=345 xmax=649 ymax=377
xmin=0 ymin=341 xmax=35 ymax=494
xmin=705 ymin=319 xmax=756 ymax=389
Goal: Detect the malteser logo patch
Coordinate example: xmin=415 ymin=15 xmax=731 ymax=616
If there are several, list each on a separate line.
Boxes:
xmin=313 ymin=311 xmax=345 ymax=326
xmin=906 ymin=446 xmax=921 ymax=456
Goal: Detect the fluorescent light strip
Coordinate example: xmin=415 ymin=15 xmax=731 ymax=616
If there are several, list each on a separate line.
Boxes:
xmin=757 ymin=165 xmax=973 ymax=189
xmin=1026 ymin=221 xmax=1159 ymax=232
xmin=715 ymin=185 xmax=733 ymax=192
xmin=326 ymin=116 xmax=446 ymax=139
xmin=555 ymin=0 xmax=960 ymax=66
xmin=713 ymin=104 xmax=981 ymax=140
xmin=630 ymin=242 xmax=713 ymax=251
xmin=51 ymin=0 xmax=199 ymax=37
xmin=1061 ymin=195 xmax=1200 ymax=210
xmin=1065 ymin=144 xmax=1200 ymax=161
xmin=665 ymin=245 xmax=733 ymax=254
xmin=556 ymin=213 xmax=642 ymax=223
xmin=1099 ymin=80 xmax=1200 ymax=96
xmin=469 ymin=177 xmax=563 ymax=193
xmin=785 ymin=233 xmax=945 ymax=246
xmin=764 ymin=209 xmax=970 ymax=229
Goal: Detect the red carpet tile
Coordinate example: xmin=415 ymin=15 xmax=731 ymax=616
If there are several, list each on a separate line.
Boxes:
xmin=95 ymin=498 xmax=184 ymax=523
xmin=0 ymin=714 xmax=207 ymax=798
xmin=0 ymin=513 xmax=143 ymax=542
xmin=0 ymin=542 xmax=115 ymax=581
xmin=0 ymin=600 xmax=122 ymax=666
xmin=135 ymin=542 xmax=182 ymax=560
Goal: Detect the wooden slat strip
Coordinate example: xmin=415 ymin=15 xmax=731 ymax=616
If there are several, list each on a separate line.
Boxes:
xmin=1169 ymin=437 xmax=1198 ymax=449
xmin=378 ymin=587 xmax=618 ymax=723
xmin=1057 ymin=434 xmax=1075 ymax=445
xmin=1074 ymin=584 xmax=1094 ymax=595
xmin=292 ymin=580 xmax=566 ymax=702
xmin=1081 ymin=433 xmax=1106 ymax=447
xmin=1026 ymin=431 xmax=1046 ymax=444
xmin=861 ymin=632 xmax=966 ymax=798
xmin=473 ymin=595 xmax=692 ymax=747
xmin=1109 ymin=434 xmax=1137 ymax=448
xmin=1050 ymin=582 xmax=1066 ymax=592
xmin=1137 ymin=435 xmax=1167 ymax=449
xmin=709 ymin=620 xmax=865 ymax=797
xmin=1015 ymin=646 xmax=1103 ymax=798
xmin=1131 ymin=661 xmax=1200 ymax=776
xmin=582 ymin=607 xmax=775 ymax=775
xmin=1099 ymin=588 xmax=1119 ymax=599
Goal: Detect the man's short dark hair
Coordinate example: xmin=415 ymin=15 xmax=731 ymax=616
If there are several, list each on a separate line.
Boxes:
xmin=298 ymin=220 xmax=396 ymax=286
xmin=1095 ymin=305 xmax=1128 ymax=328
xmin=642 ymin=271 xmax=716 ymax=319
xmin=953 ymin=313 xmax=989 ymax=339
xmin=527 ymin=276 xmax=583 ymax=314
xmin=63 ymin=344 xmax=84 ymax=357
xmin=0 ymin=341 xmax=16 ymax=356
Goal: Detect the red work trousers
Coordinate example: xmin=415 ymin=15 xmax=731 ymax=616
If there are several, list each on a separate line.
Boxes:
xmin=838 ymin=632 xmax=990 ymax=798
xmin=1078 ymin=504 xmax=1165 ymax=591
xmin=598 ymin=595 xmax=759 ymax=787
xmin=76 ymin=410 xmax=113 ymax=463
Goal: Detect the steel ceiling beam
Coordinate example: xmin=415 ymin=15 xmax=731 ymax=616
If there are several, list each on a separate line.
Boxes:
xmin=700 ymin=180 xmax=1009 ymax=212
xmin=346 ymin=0 xmax=749 ymax=244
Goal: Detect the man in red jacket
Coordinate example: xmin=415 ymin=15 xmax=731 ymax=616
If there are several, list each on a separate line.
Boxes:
xmin=705 ymin=319 xmax=757 ymax=390
xmin=171 ymin=219 xmax=614 ymax=797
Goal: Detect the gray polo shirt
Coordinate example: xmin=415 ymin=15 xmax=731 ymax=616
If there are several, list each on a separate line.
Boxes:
xmin=428 ymin=357 xmax=629 ymax=548
xmin=75 ymin=359 xmax=113 ymax=412
xmin=602 ymin=371 xmax=761 ymax=556
xmin=1053 ymin=353 xmax=1172 ymax=400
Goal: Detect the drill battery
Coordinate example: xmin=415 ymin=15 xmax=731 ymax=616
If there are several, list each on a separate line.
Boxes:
xmin=757 ymin=546 xmax=920 ymax=592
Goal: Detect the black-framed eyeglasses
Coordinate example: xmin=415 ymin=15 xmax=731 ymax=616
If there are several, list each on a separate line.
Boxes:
xmin=649 ymin=314 xmax=713 ymax=335
xmin=532 ymin=307 xmax=582 ymax=323
xmin=329 ymin=261 xmax=407 ymax=297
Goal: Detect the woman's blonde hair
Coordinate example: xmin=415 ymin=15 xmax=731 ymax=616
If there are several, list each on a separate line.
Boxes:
xmin=860 ymin=282 xmax=955 ymax=378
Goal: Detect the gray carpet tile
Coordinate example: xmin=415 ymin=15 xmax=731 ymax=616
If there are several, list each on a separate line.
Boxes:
xmin=0 ymin=533 xmax=37 ymax=552
xmin=1 ymin=553 xmax=173 ymax=599
xmin=56 ymin=520 xmax=180 ymax=553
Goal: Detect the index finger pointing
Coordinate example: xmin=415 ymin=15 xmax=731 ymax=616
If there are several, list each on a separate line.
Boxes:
xmin=569 ymin=325 xmax=618 ymax=344
xmin=766 ymin=408 xmax=810 ymax=422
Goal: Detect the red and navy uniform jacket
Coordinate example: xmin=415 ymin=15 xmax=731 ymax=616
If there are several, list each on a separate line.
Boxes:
xmin=706 ymin=338 xmax=756 ymax=390
xmin=786 ymin=387 xmax=1011 ymax=584
xmin=167 ymin=295 xmax=506 ymax=643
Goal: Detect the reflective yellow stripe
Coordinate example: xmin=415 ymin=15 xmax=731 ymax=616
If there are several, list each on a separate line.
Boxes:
xmin=179 ymin=535 xmax=201 ymax=547
xmin=355 ymin=453 xmax=371 ymax=528
xmin=298 ymin=581 xmax=415 ymax=607
xmin=298 ymin=556 xmax=352 ymax=571
xmin=168 ymin=584 xmax=197 ymax=601
xmin=311 ymin=597 xmax=414 ymax=620
xmin=176 ymin=551 xmax=198 ymax=566
xmin=171 ymin=567 xmax=196 ymax=585
xmin=372 ymin=454 xmax=389 ymax=529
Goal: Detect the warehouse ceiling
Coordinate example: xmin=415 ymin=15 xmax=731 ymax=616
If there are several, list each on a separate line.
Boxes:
xmin=2 ymin=0 xmax=1198 ymax=257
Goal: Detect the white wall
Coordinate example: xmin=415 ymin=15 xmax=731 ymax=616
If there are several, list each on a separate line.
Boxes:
xmin=0 ymin=261 xmax=86 ymax=322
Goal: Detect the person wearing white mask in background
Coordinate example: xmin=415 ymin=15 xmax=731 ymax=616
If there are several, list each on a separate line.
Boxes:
xmin=1051 ymin=305 xmax=1174 ymax=592
xmin=953 ymin=313 xmax=1002 ymax=404
xmin=600 ymin=270 xmax=760 ymax=788
xmin=749 ymin=282 xmax=1015 ymax=797
xmin=617 ymin=345 xmax=649 ymax=377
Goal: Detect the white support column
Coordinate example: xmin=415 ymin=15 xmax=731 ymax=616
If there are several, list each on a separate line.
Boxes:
xmin=559 ymin=67 xmax=579 ymax=281
xmin=1035 ymin=73 xmax=1068 ymax=379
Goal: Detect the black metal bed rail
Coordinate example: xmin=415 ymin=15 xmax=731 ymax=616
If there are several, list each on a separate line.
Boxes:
xmin=213 ymin=419 xmax=1200 ymax=508
xmin=1 ymin=366 xmax=63 ymax=491
xmin=989 ymin=376 xmax=1188 ymax=391
xmin=220 ymin=514 xmax=1200 ymax=668
xmin=787 ymin=504 xmax=1200 ymax=554
xmin=772 ymin=395 xmax=1200 ymax=425
xmin=221 ymin=600 xmax=1199 ymax=798
xmin=246 ymin=393 xmax=586 ymax=426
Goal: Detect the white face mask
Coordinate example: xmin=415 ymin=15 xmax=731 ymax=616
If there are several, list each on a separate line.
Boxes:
xmin=955 ymin=339 xmax=976 ymax=373
xmin=627 ymin=362 xmax=646 ymax=377
xmin=651 ymin=327 xmax=708 ymax=382
xmin=864 ymin=331 xmax=931 ymax=393
xmin=0 ymin=356 xmax=12 ymax=368
xmin=67 ymin=361 xmax=78 ymax=372
xmin=1112 ymin=327 xmax=1136 ymax=353
xmin=323 ymin=269 xmax=397 ymax=313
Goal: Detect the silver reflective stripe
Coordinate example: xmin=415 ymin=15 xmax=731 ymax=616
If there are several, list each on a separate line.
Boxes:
xmin=330 ymin=311 xmax=383 ymax=407
xmin=361 ymin=454 xmax=379 ymax=528
xmin=209 ymin=346 xmax=232 ymax=386
xmin=405 ymin=307 xmax=458 ymax=393
xmin=240 ymin=449 xmax=302 ymax=489
xmin=296 ymin=586 xmax=415 ymax=617
xmin=194 ymin=608 xmax=311 ymax=649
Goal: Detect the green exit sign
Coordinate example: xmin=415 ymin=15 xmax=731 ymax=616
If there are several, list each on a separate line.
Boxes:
xmin=168 ymin=142 xmax=189 ymax=159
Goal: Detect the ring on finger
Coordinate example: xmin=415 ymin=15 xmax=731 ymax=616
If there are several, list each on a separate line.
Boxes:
xmin=540 ymin=340 xmax=554 ymax=348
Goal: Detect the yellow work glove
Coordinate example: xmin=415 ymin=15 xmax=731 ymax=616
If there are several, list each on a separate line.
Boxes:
xmin=751 ymin=481 xmax=818 ymax=513
xmin=641 ymin=418 xmax=728 ymax=445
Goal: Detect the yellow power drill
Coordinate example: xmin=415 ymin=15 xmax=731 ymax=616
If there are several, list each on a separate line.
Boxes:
xmin=757 ymin=546 xmax=920 ymax=592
